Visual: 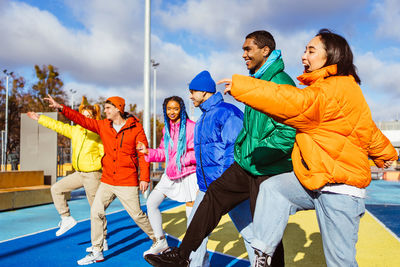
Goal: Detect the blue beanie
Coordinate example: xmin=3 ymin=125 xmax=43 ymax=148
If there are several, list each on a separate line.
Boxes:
xmin=189 ymin=70 xmax=216 ymax=93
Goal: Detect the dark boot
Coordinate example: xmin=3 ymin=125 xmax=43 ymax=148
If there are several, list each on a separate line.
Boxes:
xmin=144 ymin=247 xmax=189 ymax=267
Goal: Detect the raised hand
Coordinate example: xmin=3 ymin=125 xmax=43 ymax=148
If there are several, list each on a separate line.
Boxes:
xmin=217 ymin=78 xmax=233 ymax=95
xmin=136 ymin=141 xmax=149 ymax=155
xmin=44 ymin=94 xmax=63 ymax=110
xmin=27 ymin=111 xmax=40 ymax=121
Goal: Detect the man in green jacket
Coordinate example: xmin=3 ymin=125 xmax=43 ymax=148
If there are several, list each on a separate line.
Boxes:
xmin=145 ymin=30 xmax=296 ymax=267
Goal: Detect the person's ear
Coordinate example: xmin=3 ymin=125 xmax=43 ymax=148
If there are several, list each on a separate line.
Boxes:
xmin=263 ymin=46 xmax=270 ymax=57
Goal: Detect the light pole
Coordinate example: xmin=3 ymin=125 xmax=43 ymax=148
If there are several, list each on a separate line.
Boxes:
xmin=151 ymin=60 xmax=159 ymax=174
xmin=143 ymin=0 xmax=151 ymax=139
xmin=151 ymin=60 xmax=159 ymax=150
xmin=69 ymin=89 xmax=77 ymax=163
xmin=143 ymin=0 xmax=151 ymax=199
xmin=2 ymin=70 xmax=12 ymax=171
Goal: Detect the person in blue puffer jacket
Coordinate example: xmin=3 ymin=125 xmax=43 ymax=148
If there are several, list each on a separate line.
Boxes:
xmin=185 ymin=70 xmax=245 ymax=267
xmin=192 ymin=72 xmax=244 ymax=192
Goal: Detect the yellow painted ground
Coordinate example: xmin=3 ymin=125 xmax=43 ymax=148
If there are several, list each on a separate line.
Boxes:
xmin=162 ymin=205 xmax=400 ymax=266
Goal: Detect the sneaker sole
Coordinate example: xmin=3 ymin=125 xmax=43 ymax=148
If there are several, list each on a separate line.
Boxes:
xmin=77 ymin=258 xmax=105 ymax=265
xmin=143 ymin=246 xmax=169 ymax=257
xmin=56 ymin=220 xmax=77 ymax=236
xmin=86 ymin=245 xmax=109 ymax=252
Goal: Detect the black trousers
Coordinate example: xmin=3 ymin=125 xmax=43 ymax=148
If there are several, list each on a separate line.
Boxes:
xmin=180 ymin=162 xmax=285 ymax=266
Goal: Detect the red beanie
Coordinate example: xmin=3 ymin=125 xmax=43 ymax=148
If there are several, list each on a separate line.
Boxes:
xmin=106 ymin=96 xmax=125 ymax=113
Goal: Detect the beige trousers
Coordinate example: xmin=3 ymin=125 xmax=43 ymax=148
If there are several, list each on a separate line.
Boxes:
xmin=90 ymin=182 xmax=155 ymax=251
xmin=51 ymin=171 xmax=102 ymax=216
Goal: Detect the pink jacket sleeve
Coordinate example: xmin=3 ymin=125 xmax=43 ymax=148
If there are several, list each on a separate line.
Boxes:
xmin=145 ymin=127 xmax=166 ymax=163
xmin=183 ymin=121 xmax=196 ymax=166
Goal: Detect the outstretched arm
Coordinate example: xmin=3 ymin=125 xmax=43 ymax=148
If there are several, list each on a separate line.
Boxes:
xmin=218 ymin=75 xmax=323 ymax=132
xmin=27 ymin=111 xmax=74 ymax=139
xmin=44 ymin=94 xmax=101 ymax=134
xmin=27 ymin=112 xmax=40 ymax=121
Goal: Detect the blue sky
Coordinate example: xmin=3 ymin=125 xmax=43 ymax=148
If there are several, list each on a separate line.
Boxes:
xmin=1 ymin=0 xmax=400 ymax=120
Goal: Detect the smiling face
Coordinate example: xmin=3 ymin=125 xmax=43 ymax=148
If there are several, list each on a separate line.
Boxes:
xmin=166 ymin=100 xmax=181 ymax=123
xmin=81 ymin=109 xmax=94 ymax=119
xmin=242 ymin=38 xmax=270 ymax=74
xmin=302 ymin=36 xmax=328 ymax=73
xmin=104 ymin=103 xmax=121 ymax=121
xmin=189 ymin=90 xmax=207 ymax=107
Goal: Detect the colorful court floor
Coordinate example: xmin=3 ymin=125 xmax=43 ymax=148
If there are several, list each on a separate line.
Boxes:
xmin=0 ymin=180 xmax=399 ymax=266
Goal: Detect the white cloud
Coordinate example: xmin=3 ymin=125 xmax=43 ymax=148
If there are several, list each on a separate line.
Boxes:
xmin=373 ymin=0 xmax=400 ymax=41
xmin=356 ymin=51 xmax=400 ymax=95
xmin=156 ymin=0 xmax=366 ymax=44
xmin=1 ymin=0 xmax=399 ymax=121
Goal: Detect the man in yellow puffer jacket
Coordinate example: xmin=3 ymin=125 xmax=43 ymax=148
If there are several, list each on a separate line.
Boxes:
xmin=27 ymin=101 xmax=107 ymax=248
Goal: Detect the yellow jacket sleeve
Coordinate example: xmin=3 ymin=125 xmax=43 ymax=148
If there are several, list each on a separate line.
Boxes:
xmin=38 ymin=115 xmax=73 ymax=139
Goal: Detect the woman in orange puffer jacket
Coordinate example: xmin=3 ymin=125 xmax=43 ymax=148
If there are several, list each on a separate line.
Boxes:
xmin=220 ymin=29 xmax=398 ymax=267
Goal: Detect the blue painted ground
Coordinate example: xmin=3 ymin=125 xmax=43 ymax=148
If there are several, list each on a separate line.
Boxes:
xmin=0 ymin=179 xmax=398 ymax=266
xmin=365 ymin=180 xmax=400 ymax=238
xmin=0 ymin=189 xmax=249 ymax=267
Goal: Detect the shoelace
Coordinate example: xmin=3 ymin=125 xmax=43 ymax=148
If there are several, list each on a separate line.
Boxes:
xmin=253 ymin=250 xmax=270 ymax=267
xmin=151 ymin=239 xmax=163 ymax=248
xmin=159 ymin=248 xmax=181 ymax=260
xmin=254 ymin=254 xmax=267 ymax=267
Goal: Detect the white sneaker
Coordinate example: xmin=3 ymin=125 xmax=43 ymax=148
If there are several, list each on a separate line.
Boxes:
xmin=77 ymin=251 xmax=104 ymax=265
xmin=56 ymin=216 xmax=77 ymax=236
xmin=143 ymin=237 xmax=169 ymax=257
xmin=86 ymin=239 xmax=108 ymax=252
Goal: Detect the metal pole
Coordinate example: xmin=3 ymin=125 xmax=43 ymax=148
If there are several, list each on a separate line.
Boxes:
xmin=143 ymin=0 xmax=151 ymax=138
xmin=1 ymin=130 xmax=4 ymax=171
xmin=69 ymin=89 xmax=76 ymax=166
xmin=153 ymin=67 xmax=156 ymax=149
xmin=4 ymin=75 xmax=9 ymax=170
xmin=143 ymin=0 xmax=151 ymax=198
xmin=151 ymin=60 xmax=159 ymax=150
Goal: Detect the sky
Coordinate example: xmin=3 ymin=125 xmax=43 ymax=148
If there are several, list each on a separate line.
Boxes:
xmin=1 ymin=0 xmax=400 ymax=121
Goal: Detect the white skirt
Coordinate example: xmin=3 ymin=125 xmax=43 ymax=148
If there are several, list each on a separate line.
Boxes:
xmin=153 ymin=172 xmax=198 ymax=202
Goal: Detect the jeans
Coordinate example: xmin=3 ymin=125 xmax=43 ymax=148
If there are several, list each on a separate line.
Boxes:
xmin=188 ymin=192 xmax=255 ymax=267
xmin=251 ymin=172 xmax=365 ymax=267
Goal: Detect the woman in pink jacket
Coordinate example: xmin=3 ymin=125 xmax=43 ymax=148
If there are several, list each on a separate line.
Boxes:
xmin=137 ymin=96 xmax=198 ymax=256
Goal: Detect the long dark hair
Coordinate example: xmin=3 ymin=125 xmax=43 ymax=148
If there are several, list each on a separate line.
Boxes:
xmin=317 ymin=29 xmax=361 ymax=84
xmin=162 ymin=96 xmax=188 ymax=172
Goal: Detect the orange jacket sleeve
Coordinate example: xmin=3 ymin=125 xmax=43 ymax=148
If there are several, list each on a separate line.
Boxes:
xmin=368 ymin=122 xmax=398 ymax=167
xmin=136 ymin=125 xmax=150 ymax=182
xmin=230 ymin=74 xmax=324 ymax=132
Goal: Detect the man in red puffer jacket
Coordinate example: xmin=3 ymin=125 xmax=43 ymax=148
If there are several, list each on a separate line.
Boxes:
xmin=44 ymin=95 xmax=155 ymax=265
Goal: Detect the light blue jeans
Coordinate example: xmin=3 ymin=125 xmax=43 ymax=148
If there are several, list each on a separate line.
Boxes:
xmin=251 ymin=172 xmax=365 ymax=267
xmin=188 ymin=191 xmax=255 ymax=267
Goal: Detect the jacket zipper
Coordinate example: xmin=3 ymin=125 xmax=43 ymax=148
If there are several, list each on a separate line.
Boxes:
xmin=199 ymin=113 xmax=208 ymax=189
xmin=76 ymin=130 xmax=87 ymax=172
xmin=120 ymin=132 xmax=125 ymax=148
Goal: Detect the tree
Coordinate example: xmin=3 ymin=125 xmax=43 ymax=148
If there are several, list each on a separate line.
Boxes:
xmin=0 ymin=65 xmax=68 ymax=166
xmin=30 ymin=65 xmax=66 ymax=112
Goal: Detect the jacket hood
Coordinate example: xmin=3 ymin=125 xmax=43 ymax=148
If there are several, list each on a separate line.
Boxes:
xmin=200 ymin=92 xmax=223 ymax=112
xmin=297 ymin=65 xmax=337 ymax=86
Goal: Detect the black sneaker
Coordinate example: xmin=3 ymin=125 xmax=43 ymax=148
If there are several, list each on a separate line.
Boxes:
xmin=144 ymin=247 xmax=189 ymax=267
xmin=253 ymin=249 xmax=272 ymax=267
